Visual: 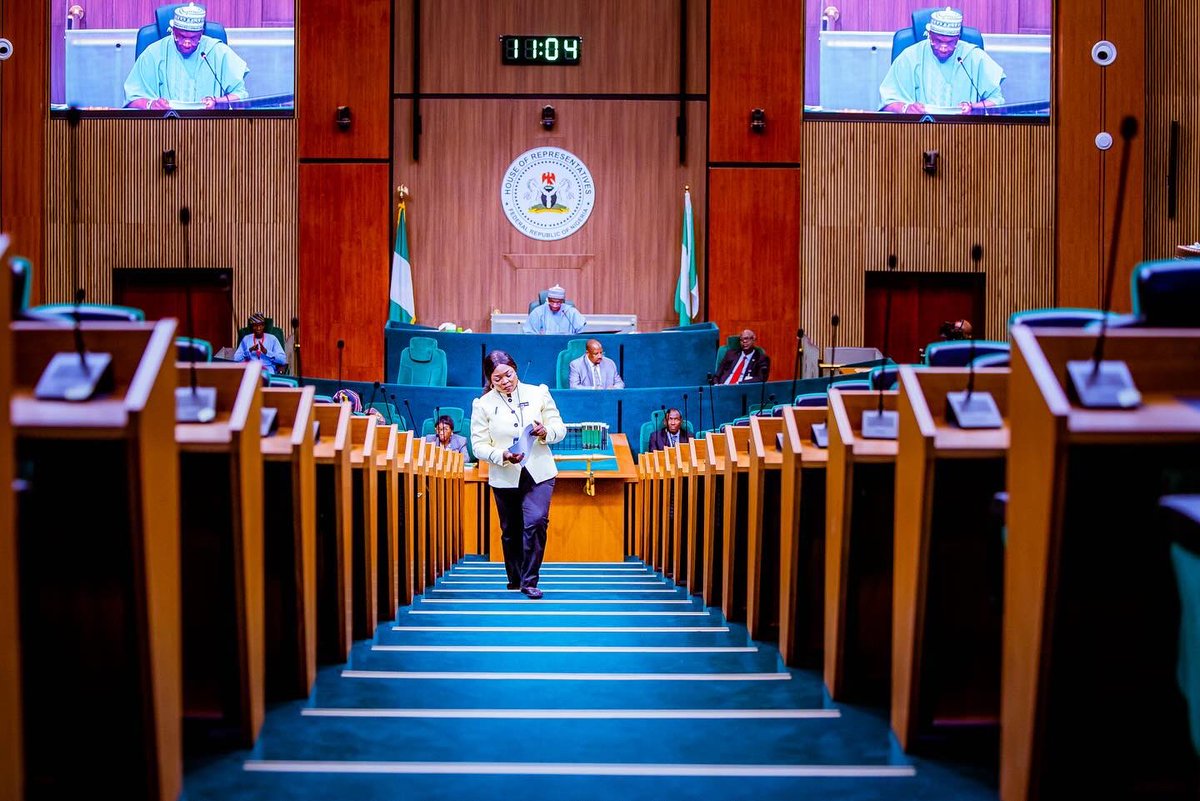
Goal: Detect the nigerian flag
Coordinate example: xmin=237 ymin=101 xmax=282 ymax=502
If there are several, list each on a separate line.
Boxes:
xmin=389 ymin=197 xmax=416 ymax=323
xmin=674 ymin=188 xmax=699 ymax=326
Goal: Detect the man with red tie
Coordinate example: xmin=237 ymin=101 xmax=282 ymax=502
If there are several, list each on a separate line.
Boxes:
xmin=716 ymin=329 xmax=770 ymax=384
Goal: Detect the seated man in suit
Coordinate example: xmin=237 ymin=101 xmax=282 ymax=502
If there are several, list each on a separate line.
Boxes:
xmin=879 ymin=7 xmax=1005 ymax=115
xmin=568 ymin=339 xmax=624 ymax=389
xmin=648 ymin=408 xmax=691 ymax=451
xmin=717 ymin=329 xmax=770 ymax=384
xmin=124 ymin=3 xmax=249 ymax=110
xmin=524 ymin=284 xmax=586 ymax=334
xmin=424 ymin=414 xmax=469 ymax=455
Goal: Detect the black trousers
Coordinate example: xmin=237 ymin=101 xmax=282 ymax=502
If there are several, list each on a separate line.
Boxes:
xmin=491 ymin=469 xmax=556 ymax=588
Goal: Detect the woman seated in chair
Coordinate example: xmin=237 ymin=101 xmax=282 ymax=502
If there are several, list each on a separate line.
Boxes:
xmin=424 ymin=414 xmax=468 ymax=455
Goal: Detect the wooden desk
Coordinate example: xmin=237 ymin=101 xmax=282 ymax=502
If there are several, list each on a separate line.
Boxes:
xmin=826 ymin=390 xmax=899 ymax=703
xmin=395 ymin=432 xmax=416 ymax=605
xmin=13 ymin=320 xmax=181 ymax=800
xmin=1003 ymin=328 xmax=1200 ymax=800
xmin=0 ymin=239 xmax=18 ymax=801
xmin=463 ymin=463 xmax=486 ymax=558
xmin=348 ymin=415 xmax=379 ymax=638
xmin=892 ymin=368 xmax=1009 ymax=752
xmin=669 ymin=444 xmax=689 ymax=587
xmin=174 ymin=362 xmax=264 ymax=748
xmin=647 ymin=450 xmax=662 ymax=570
xmin=778 ymin=406 xmax=830 ymax=668
xmin=412 ymin=439 xmax=431 ymax=595
xmin=720 ymin=425 xmax=752 ymax=623
xmin=313 ymin=401 xmax=351 ymax=663
xmin=260 ymin=386 xmax=317 ymax=700
xmin=681 ymin=440 xmax=702 ymax=592
xmin=700 ymin=432 xmax=727 ymax=610
xmin=662 ymin=446 xmax=679 ymax=577
xmin=430 ymin=445 xmax=446 ymax=579
xmin=448 ymin=450 xmax=465 ymax=565
xmin=746 ymin=415 xmax=785 ymax=641
xmin=486 ymin=434 xmax=637 ymax=562
xmin=374 ymin=424 xmax=399 ymax=622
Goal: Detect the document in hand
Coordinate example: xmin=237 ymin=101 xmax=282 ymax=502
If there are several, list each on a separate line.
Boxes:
xmin=513 ymin=424 xmax=536 ymax=466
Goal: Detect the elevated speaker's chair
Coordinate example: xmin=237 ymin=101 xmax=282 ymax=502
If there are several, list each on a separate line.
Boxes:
xmin=135 ymin=3 xmax=229 ymax=59
xmin=29 ymin=303 xmax=146 ymax=322
xmin=1129 ymin=259 xmax=1200 ymax=327
xmin=236 ymin=317 xmax=287 ymax=348
xmin=923 ymin=340 xmax=1009 ymax=367
xmin=890 ymin=6 xmax=985 ymax=63
xmin=1008 ymin=307 xmax=1111 ymax=330
xmin=714 ymin=334 xmax=740 ymax=374
xmin=175 ymin=336 xmax=212 ymax=362
xmin=555 ymin=338 xmax=589 ymax=389
xmin=395 ymin=336 xmax=448 ymax=386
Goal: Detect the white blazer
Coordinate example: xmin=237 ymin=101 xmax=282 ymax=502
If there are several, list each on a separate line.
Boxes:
xmin=470 ymin=382 xmax=566 ymax=488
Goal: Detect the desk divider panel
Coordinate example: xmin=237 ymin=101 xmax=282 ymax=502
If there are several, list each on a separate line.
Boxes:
xmin=395 ymin=432 xmax=417 ymax=606
xmin=747 ymin=415 xmax=785 ymax=642
xmin=13 ymin=320 xmax=182 ymax=800
xmin=0 ymin=249 xmax=17 ymax=801
xmin=683 ymin=440 xmax=705 ymax=593
xmin=778 ymin=405 xmax=830 ymax=668
xmin=173 ymin=362 xmax=265 ymax=750
xmin=720 ymin=425 xmax=753 ymax=623
xmin=701 ymin=433 xmax=727 ymax=610
xmin=260 ymin=386 xmax=318 ymax=700
xmin=312 ymin=401 xmax=352 ymax=663
xmin=374 ymin=424 xmax=399 ymax=623
xmin=347 ymin=415 xmax=379 ymax=639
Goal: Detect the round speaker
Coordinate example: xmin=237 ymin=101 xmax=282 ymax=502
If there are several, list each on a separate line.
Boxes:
xmin=0 ymin=38 xmax=14 ymax=61
xmin=1091 ymin=40 xmax=1117 ymax=66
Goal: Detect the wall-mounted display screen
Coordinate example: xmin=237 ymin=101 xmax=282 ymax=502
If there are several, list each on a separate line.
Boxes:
xmin=804 ymin=2 xmax=1051 ymax=120
xmin=50 ymin=1 xmax=294 ymax=114
xmin=501 ymin=36 xmax=582 ymax=66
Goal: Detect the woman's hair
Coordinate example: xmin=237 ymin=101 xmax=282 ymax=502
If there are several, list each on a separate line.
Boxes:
xmin=482 ymin=350 xmax=517 ymax=389
xmin=436 ymin=414 xmax=455 ymax=430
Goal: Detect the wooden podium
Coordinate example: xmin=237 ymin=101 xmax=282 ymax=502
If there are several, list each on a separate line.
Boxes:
xmin=892 ymin=367 xmax=1009 ymax=752
xmin=174 ymin=362 xmax=265 ymax=749
xmin=486 ymin=434 xmax=636 ymax=562
xmin=778 ymin=405 xmax=830 ymax=668
xmin=260 ymin=386 xmax=318 ymax=700
xmin=1003 ymin=327 xmax=1200 ymax=800
xmin=12 ymin=320 xmax=181 ymax=800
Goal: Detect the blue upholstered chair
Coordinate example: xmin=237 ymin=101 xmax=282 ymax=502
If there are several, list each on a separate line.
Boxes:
xmin=395 ymin=336 xmax=448 ymax=385
xmin=1130 ymin=258 xmax=1200 ymax=328
xmin=923 ymin=340 xmax=1010 ymax=367
xmin=266 ymin=374 xmax=299 ymax=388
xmin=9 ymin=256 xmax=32 ymax=319
xmin=365 ymin=402 xmax=406 ymax=429
xmin=868 ymin=365 xmax=901 ymax=390
xmin=29 ymin=302 xmax=146 ymax=322
xmin=830 ymin=379 xmax=872 ymax=392
xmin=1008 ymin=307 xmax=1110 ymax=330
xmin=972 ymin=351 xmax=1010 ymax=368
xmin=793 ymin=392 xmax=829 ymax=407
xmin=135 ymin=3 xmax=228 ymax=59
xmin=1160 ymin=495 xmax=1200 ymax=758
xmin=638 ymin=409 xmax=694 ymax=453
xmin=175 ymin=336 xmax=212 ymax=362
xmin=527 ymin=290 xmax=577 ymax=314
xmin=890 ymin=6 xmax=985 ymax=63
xmin=555 ymin=338 xmax=589 ymax=389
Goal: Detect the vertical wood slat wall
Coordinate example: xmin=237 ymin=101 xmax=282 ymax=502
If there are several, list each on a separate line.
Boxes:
xmin=43 ymin=118 xmax=298 ymax=341
xmin=1144 ymin=0 xmax=1200 ymax=260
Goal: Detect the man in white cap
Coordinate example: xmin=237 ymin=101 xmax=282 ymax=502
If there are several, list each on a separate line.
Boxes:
xmin=879 ymin=7 xmax=1005 ymax=115
xmin=523 ymin=284 xmax=586 ymax=334
xmin=124 ymin=3 xmax=249 ymax=110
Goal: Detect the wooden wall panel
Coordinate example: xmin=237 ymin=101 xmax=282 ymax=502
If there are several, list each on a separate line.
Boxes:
xmin=407 ymin=0 xmax=704 ymax=95
xmin=43 ymin=118 xmax=297 ymax=346
xmin=1145 ymin=0 xmax=1200 ymax=260
xmin=1055 ymin=1 xmax=1144 ymax=311
xmin=391 ymin=98 xmax=707 ymax=335
xmin=800 ymin=121 xmax=1054 ymax=352
xmin=710 ymin=0 xmax=803 ymax=163
xmin=1 ymin=0 xmax=47 ymax=294
xmin=708 ymin=168 xmax=801 ymax=373
xmin=297 ymin=0 xmax=390 ymax=160
xmin=298 ymin=163 xmax=389 ymax=381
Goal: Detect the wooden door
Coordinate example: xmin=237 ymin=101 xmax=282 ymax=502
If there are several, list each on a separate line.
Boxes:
xmin=863 ymin=271 xmax=986 ymax=365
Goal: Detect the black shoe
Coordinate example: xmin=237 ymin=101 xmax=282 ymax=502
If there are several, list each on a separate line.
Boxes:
xmin=507 ymin=583 xmax=519 ymax=590
xmin=520 ymin=586 xmax=543 ymax=600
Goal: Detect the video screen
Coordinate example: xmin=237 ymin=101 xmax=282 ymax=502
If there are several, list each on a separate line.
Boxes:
xmin=804 ymin=3 xmax=1051 ymax=119
xmin=51 ymin=2 xmax=294 ymax=113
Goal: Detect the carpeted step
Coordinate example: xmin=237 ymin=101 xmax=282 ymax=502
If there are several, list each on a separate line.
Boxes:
xmin=372 ymin=626 xmax=747 ymax=648
xmin=346 ymin=644 xmax=782 ymax=674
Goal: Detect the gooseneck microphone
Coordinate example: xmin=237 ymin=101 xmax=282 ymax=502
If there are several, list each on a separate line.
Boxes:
xmin=402 ymin=398 xmax=416 ymax=435
xmin=956 ymin=56 xmax=984 ymax=109
xmin=173 ymin=205 xmax=217 ymax=422
xmin=878 ymin=254 xmax=897 ymax=414
xmin=757 ymin=356 xmax=768 ymax=415
xmin=336 ymin=339 xmax=345 ymax=389
xmin=199 ymin=51 xmax=230 ymax=109
xmin=682 ymin=394 xmax=689 ymax=436
xmin=828 ymin=314 xmax=841 ymax=385
xmin=790 ymin=327 xmax=804 ymax=407
xmin=291 ymin=317 xmax=302 ymax=385
xmin=365 ymin=381 xmax=381 ymax=418
xmin=697 ymin=386 xmax=704 ymax=437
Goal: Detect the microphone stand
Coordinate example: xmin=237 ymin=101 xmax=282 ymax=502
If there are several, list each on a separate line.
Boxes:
xmin=947 ymin=242 xmax=1004 ymax=428
xmin=291 ymin=317 xmax=302 ymax=385
xmin=696 ymin=386 xmax=704 ymax=436
xmin=861 ymin=257 xmax=898 ymax=439
xmin=706 ymin=373 xmax=717 ymax=431
xmin=790 ymin=327 xmax=804 ymax=406
xmin=174 ymin=205 xmax=217 ymax=422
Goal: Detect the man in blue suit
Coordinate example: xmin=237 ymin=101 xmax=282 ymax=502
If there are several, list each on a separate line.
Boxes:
xmin=568 ymin=339 xmax=624 ymax=389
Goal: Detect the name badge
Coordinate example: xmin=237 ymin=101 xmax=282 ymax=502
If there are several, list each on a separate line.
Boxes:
xmin=519 ymin=402 xmax=530 ymax=408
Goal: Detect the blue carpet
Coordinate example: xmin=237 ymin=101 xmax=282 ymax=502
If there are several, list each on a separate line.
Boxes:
xmin=182 ymin=558 xmax=998 ymax=801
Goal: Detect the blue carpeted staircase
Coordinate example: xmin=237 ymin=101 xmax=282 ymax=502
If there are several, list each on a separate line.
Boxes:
xmin=182 ymin=557 xmax=998 ymax=800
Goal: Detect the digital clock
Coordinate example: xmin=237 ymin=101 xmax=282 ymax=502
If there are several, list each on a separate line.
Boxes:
xmin=501 ymin=36 xmax=582 ymax=66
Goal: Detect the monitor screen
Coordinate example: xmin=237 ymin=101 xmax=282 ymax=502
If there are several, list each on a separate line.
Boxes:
xmin=51 ymin=1 xmax=294 ymax=114
xmin=804 ymin=3 xmax=1051 ymax=121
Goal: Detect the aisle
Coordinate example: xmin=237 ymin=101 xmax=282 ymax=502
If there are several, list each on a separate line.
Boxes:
xmin=183 ymin=558 xmax=997 ymax=801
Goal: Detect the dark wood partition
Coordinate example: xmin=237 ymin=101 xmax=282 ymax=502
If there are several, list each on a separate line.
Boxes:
xmin=746 ymin=415 xmax=784 ymax=641
xmin=720 ymin=425 xmax=752 ymax=624
xmin=313 ymin=402 xmax=353 ymax=663
xmin=0 ymin=218 xmax=21 ymax=799
xmin=347 ymin=415 xmax=379 ymax=638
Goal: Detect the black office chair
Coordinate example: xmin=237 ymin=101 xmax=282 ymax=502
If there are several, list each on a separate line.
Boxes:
xmin=890 ymin=7 xmax=985 ymax=63
xmin=1130 ymin=259 xmax=1200 ymax=328
xmin=135 ymin=4 xmax=228 ymax=59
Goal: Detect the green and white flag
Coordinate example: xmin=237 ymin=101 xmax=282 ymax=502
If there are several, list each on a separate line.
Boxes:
xmin=389 ymin=196 xmax=416 ymax=324
xmin=674 ymin=188 xmax=699 ymax=326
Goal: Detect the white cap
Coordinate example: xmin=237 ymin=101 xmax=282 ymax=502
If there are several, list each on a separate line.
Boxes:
xmin=546 ymin=284 xmax=566 ymax=300
xmin=926 ymin=7 xmax=963 ymax=36
xmin=169 ymin=3 xmax=207 ymax=32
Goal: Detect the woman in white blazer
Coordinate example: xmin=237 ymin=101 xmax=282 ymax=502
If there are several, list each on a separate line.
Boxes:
xmin=470 ymin=350 xmax=566 ymax=598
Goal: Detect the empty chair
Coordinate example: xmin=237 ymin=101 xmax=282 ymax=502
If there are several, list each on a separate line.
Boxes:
xmin=972 ymin=351 xmax=1010 ymax=368
xmin=868 ymin=365 xmax=901 ymax=390
xmin=395 ymin=336 xmax=448 ymax=386
xmin=793 ymin=392 xmax=829 ymax=407
xmin=266 ymin=374 xmax=299 ymax=388
xmin=29 ymin=302 xmax=145 ymax=322
xmin=175 ymin=336 xmax=213 ymax=362
xmin=830 ymin=379 xmax=872 ymax=391
xmin=1008 ymin=307 xmax=1110 ymax=330
xmin=923 ymin=340 xmax=1010 ymax=367
xmin=1131 ymin=259 xmax=1200 ymax=327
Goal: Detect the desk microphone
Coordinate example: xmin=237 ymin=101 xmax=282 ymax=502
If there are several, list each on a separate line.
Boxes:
xmin=402 ymin=398 xmax=417 ymax=434
xmin=956 ymin=57 xmax=985 ymax=111
xmin=174 ymin=205 xmax=217 ymax=423
xmin=199 ymin=52 xmax=230 ymax=109
xmin=365 ymin=381 xmax=381 ymax=418
xmin=827 ymin=314 xmax=840 ymax=385
xmin=861 ymin=258 xmax=898 ymax=439
xmin=291 ymin=317 xmax=302 ymax=385
xmin=697 ymin=386 xmax=704 ymax=436
xmin=387 ymin=392 xmax=402 ymax=427
xmin=790 ymin=327 xmax=804 ymax=407
xmin=336 ymin=339 xmax=345 ymax=389
xmin=682 ymin=393 xmax=689 ymax=437
xmin=757 ymin=358 xmax=768 ymax=415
